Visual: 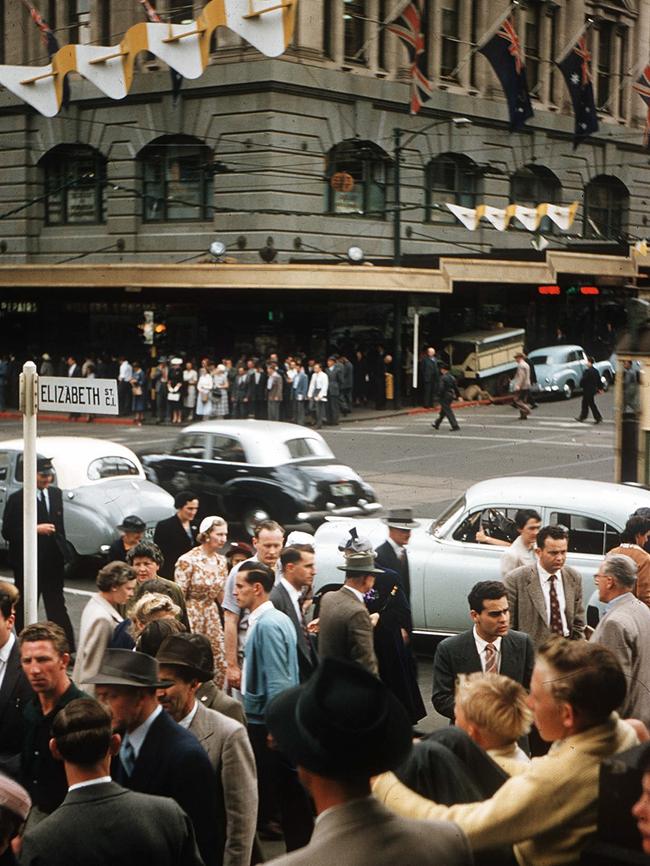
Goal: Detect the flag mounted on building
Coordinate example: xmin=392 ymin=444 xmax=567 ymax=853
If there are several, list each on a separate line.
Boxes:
xmin=139 ymin=0 xmax=183 ymax=103
xmin=633 ymin=64 xmax=650 ymax=149
xmin=21 ymin=0 xmax=70 ymax=108
xmin=387 ymin=0 xmax=433 ymax=114
xmin=479 ymin=17 xmax=533 ymax=130
xmin=557 ymin=36 xmax=599 ymax=149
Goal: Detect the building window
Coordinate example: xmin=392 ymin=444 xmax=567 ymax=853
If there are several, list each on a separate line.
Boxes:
xmin=323 ymin=0 xmax=335 ymax=59
xmin=168 ymin=2 xmax=194 ymax=24
xmin=524 ymin=4 xmax=542 ymax=93
xmin=440 ymin=0 xmax=460 ymax=80
xmin=98 ymin=0 xmax=111 ymax=44
xmin=584 ymin=175 xmax=628 ymax=239
xmin=344 ymin=0 xmax=366 ymax=64
xmin=66 ymin=0 xmax=91 ymax=44
xmin=597 ymin=22 xmax=613 ymax=111
xmin=140 ymin=136 xmax=213 ymax=222
xmin=326 ymin=140 xmax=391 ymax=218
xmin=510 ymin=165 xmax=560 ymax=232
xmin=41 ymin=145 xmax=106 ymax=225
xmin=426 ymin=153 xmax=479 ymax=218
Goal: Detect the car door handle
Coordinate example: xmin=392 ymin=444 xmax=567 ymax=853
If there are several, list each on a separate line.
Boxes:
xmin=236 ymin=469 xmax=247 ymax=474
xmin=191 ymin=464 xmax=203 ymax=470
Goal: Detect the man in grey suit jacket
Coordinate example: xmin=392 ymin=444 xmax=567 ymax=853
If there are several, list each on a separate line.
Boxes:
xmin=156 ymin=633 xmax=258 ymax=866
xmin=504 ymin=524 xmax=585 ymax=647
xmin=592 ymin=553 xmax=650 ymax=726
xmin=20 ymin=698 xmax=204 ymax=866
xmin=270 ymin=544 xmax=318 ymax=682
xmin=433 ymin=580 xmax=535 ymax=721
xmin=264 ymin=657 xmax=472 ymax=866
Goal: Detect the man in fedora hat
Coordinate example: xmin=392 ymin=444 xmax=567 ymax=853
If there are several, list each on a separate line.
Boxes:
xmin=375 ymin=508 xmax=419 ymax=602
xmin=87 ymin=648 xmax=219 ymax=866
xmin=156 ymin=633 xmax=258 ymax=866
xmin=106 ymin=515 xmax=146 ymax=563
xmin=0 ymin=771 xmax=31 ymax=862
xmin=318 ymin=548 xmax=381 ymax=676
xmin=264 ymin=658 xmax=472 ymax=866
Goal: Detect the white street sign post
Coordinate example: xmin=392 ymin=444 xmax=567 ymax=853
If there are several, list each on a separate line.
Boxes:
xmin=19 ymin=369 xmax=119 ymax=625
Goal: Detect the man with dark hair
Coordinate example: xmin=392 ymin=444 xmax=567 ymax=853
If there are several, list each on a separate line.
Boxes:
xmin=127 ymin=542 xmax=190 ymax=631
xmin=0 ymin=583 xmax=33 ymax=779
xmin=153 ymin=492 xmax=199 ymax=579
xmin=576 ymin=356 xmax=603 ymax=424
xmin=608 ymin=514 xmax=650 ymax=607
xmin=431 ymin=362 xmax=460 ymax=432
xmin=235 ymin=561 xmax=310 ymax=849
xmin=500 ymin=509 xmax=542 ymax=577
xmin=20 ymin=698 xmax=204 ymax=866
xmin=19 ymin=622 xmax=87 ymax=819
xmin=375 ymin=508 xmax=418 ymax=602
xmin=325 ymin=356 xmax=343 ymax=427
xmin=504 ymin=525 xmax=585 ymax=647
xmin=88 ymin=648 xmax=218 ymax=866
xmin=270 ymin=545 xmax=317 ymax=682
xmin=432 ymin=580 xmax=534 ymax=721
xmin=375 ymin=638 xmax=638 ymax=866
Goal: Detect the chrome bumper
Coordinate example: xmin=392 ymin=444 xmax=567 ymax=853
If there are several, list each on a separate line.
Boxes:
xmin=297 ymin=501 xmax=383 ymax=522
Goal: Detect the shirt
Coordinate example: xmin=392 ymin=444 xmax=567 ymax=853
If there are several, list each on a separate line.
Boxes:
xmin=279 ymin=576 xmax=303 ymax=621
xmin=536 ymin=562 xmax=569 ymax=636
xmin=604 ymin=591 xmax=633 ymax=615
xmin=38 ymin=487 xmax=50 ymax=512
xmin=342 ymin=584 xmax=365 ymax=604
xmin=241 ymin=601 xmax=275 ymax=696
xmin=500 ymin=534 xmax=535 ymax=577
xmin=68 ymin=775 xmax=112 ymax=793
xmin=0 ymin=631 xmax=15 ymax=690
xmin=124 ymin=704 xmax=162 ymax=761
xmin=473 ymin=626 xmax=502 ymax=673
xmin=386 ymin=536 xmax=405 ymax=561
xmin=178 ymin=701 xmax=199 ymax=730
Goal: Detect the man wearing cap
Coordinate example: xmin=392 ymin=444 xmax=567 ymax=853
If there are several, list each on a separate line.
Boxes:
xmin=157 ymin=634 xmax=258 ymax=866
xmin=512 ymin=352 xmax=532 ymax=421
xmin=318 ymin=550 xmax=380 ymax=676
xmin=375 ymin=508 xmax=418 ymax=602
xmin=0 ymin=772 xmax=31 ymax=863
xmin=20 ymin=698 xmax=204 ymax=866
xmin=88 ymin=648 xmax=219 ymax=866
xmin=2 ymin=458 xmax=75 ymax=650
xmin=153 ymin=492 xmax=199 ymax=580
xmin=106 ymin=515 xmax=146 ymax=563
xmin=264 ymin=658 xmax=472 ymax=866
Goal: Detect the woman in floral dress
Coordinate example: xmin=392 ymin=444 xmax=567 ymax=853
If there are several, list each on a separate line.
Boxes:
xmin=174 ymin=515 xmax=228 ymax=687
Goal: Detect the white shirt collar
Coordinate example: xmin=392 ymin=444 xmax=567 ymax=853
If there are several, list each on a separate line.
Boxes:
xmin=248 ymin=599 xmax=275 ymax=628
xmin=280 ymin=576 xmax=302 ymax=606
xmin=125 ymin=704 xmax=162 ymax=759
xmin=472 ymin=625 xmax=502 ymax=656
xmin=178 ymin=700 xmax=199 ymax=730
xmin=68 ymin=776 xmax=112 ymax=793
xmin=342 ymin=584 xmax=365 ymax=604
xmin=0 ymin=631 xmax=15 ymax=664
xmin=536 ymin=561 xmax=558 ymax=582
xmin=386 ymin=536 xmax=404 ymax=558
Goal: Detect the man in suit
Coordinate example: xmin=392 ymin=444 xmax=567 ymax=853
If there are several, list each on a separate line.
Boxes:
xmin=504 ymin=524 xmax=585 ymax=647
xmin=375 ymin=508 xmax=418 ymax=602
xmin=20 ymin=697 xmax=204 ymax=866
xmin=419 ymin=346 xmax=440 ymax=409
xmin=0 ymin=583 xmax=33 ymax=780
xmin=576 ymin=356 xmax=603 ymax=423
xmin=432 ymin=580 xmax=535 ymax=721
xmin=87 ymin=648 xmax=219 ymax=866
xmin=592 ymin=553 xmax=650 ymax=726
xmin=266 ymin=364 xmax=284 ymax=422
xmin=247 ymin=360 xmax=267 ymax=420
xmin=2 ymin=456 xmax=75 ymax=649
xmin=431 ymin=361 xmax=460 ymax=431
xmin=265 ymin=657 xmax=472 ymax=866
xmin=318 ymin=549 xmax=381 ymax=676
xmin=325 ymin=356 xmax=343 ymax=426
xmin=234 ymin=560 xmax=312 ymax=850
xmin=153 ymin=491 xmax=199 ymax=579
xmin=270 ymin=544 xmax=318 ymax=682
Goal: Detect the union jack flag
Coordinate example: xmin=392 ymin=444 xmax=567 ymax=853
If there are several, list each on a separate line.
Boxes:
xmin=138 ymin=0 xmax=183 ymax=104
xmin=557 ymin=35 xmax=598 ymax=148
xmin=633 ymin=65 xmax=650 ymax=149
xmin=387 ymin=0 xmax=433 ymax=114
xmin=479 ymin=17 xmax=533 ymax=130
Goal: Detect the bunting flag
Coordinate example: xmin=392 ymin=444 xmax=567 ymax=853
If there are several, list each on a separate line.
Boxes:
xmin=557 ymin=36 xmax=598 ymax=149
xmin=446 ymin=203 xmax=481 ymax=231
xmin=21 ymin=0 xmax=70 ymax=108
xmin=387 ymin=0 xmax=433 ymax=114
xmin=139 ymin=0 xmax=183 ymax=103
xmin=446 ymin=201 xmax=579 ymax=233
xmin=632 ymin=65 xmax=650 ymax=149
xmin=479 ymin=17 xmax=533 ymax=130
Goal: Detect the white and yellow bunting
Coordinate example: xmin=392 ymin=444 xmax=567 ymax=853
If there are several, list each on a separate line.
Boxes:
xmin=446 ymin=201 xmax=579 ymax=233
xmin=0 ymin=0 xmax=297 ymax=117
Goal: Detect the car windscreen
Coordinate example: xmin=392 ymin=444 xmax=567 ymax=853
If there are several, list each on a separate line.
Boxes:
xmin=529 ymin=354 xmax=549 ymax=364
xmin=285 ymin=437 xmax=334 ymax=460
xmin=87 ymin=456 xmax=140 ymax=480
xmin=430 ymin=494 xmax=466 ymax=537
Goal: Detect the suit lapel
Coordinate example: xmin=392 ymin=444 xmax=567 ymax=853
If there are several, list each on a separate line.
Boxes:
xmin=0 ymin=643 xmax=20 ymax=714
xmin=499 ymin=633 xmax=518 ymax=679
xmin=459 ymin=630 xmax=482 ymax=670
xmin=525 ymin=567 xmax=548 ymax=624
xmin=561 ymin=568 xmax=574 ymax=620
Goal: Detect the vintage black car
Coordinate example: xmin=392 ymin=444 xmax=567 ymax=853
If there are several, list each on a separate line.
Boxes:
xmin=139 ymin=420 xmax=381 ymax=534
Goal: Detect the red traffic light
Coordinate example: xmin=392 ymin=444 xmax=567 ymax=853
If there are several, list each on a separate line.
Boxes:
xmin=579 ymin=285 xmax=599 ymax=295
xmin=538 ymin=285 xmax=561 ymax=295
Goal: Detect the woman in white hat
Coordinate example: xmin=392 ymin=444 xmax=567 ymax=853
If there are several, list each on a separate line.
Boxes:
xmin=211 ymin=364 xmax=229 ymax=419
xmin=174 ymin=516 xmax=229 ymax=687
xmin=196 ymin=362 xmax=213 ymax=419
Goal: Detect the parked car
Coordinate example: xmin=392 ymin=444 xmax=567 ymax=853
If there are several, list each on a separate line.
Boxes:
xmin=313 ymin=477 xmax=650 ymax=637
xmin=527 ymin=345 xmax=615 ymax=399
xmin=443 ymin=327 xmax=525 ymax=398
xmin=0 ymin=437 xmax=175 ymax=560
xmin=139 ymin=420 xmax=381 ymax=534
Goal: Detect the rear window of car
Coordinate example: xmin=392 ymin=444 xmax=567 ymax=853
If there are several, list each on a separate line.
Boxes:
xmin=87 ymin=457 xmax=140 ymax=480
xmin=529 ymin=354 xmax=549 ymax=364
xmin=550 ymin=511 xmax=620 ymax=556
xmin=172 ymin=434 xmax=206 ymax=459
xmin=285 ymin=437 xmax=332 ymax=459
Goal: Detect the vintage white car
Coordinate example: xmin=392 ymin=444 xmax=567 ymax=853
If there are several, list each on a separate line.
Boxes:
xmin=527 ymin=344 xmax=615 ymax=399
xmin=0 ymin=437 xmax=175 ymax=560
xmin=313 ymin=477 xmax=650 ymax=636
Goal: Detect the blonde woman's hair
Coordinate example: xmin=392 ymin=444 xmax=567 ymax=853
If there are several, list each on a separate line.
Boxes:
xmin=128 ymin=592 xmax=181 ymax=628
xmin=455 ymin=672 xmax=532 ymax=743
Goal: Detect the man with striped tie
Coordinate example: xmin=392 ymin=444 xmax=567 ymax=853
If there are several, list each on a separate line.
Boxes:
xmin=432 ymin=580 xmax=535 ymax=722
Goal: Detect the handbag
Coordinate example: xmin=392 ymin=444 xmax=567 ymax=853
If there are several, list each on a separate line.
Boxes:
xmin=201 ymin=391 xmax=209 ymax=404
xmin=167 ymin=391 xmax=181 ymax=402
xmin=131 ymin=384 xmax=143 ymax=397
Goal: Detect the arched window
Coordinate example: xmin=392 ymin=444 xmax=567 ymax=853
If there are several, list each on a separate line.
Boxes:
xmin=510 ymin=165 xmax=561 ymax=232
xmin=426 ymin=153 xmax=480 ymax=219
xmin=326 ymin=140 xmax=391 ymax=217
xmin=584 ymin=175 xmax=629 ymax=239
xmin=139 ymin=135 xmax=213 ymax=222
xmin=40 ymin=145 xmax=106 ymax=225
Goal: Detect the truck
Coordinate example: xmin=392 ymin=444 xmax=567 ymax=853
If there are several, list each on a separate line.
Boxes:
xmin=442 ymin=327 xmax=525 ymax=399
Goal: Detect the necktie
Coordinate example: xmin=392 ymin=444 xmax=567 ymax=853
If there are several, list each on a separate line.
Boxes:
xmin=39 ymin=489 xmax=49 ymax=516
xmin=548 ymin=574 xmax=564 ymax=636
xmin=484 ymin=642 xmax=497 ymax=674
xmin=120 ymin=737 xmax=136 ymax=776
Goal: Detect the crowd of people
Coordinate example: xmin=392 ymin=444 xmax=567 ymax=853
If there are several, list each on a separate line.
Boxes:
xmin=3 ymin=487 xmax=650 ymax=863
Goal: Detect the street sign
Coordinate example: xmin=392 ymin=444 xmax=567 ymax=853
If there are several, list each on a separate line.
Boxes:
xmin=38 ymin=377 xmax=119 ymax=415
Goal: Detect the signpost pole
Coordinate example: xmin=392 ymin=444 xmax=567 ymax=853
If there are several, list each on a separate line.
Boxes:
xmin=412 ymin=310 xmax=420 ymax=390
xmin=20 ymin=361 xmax=38 ymax=626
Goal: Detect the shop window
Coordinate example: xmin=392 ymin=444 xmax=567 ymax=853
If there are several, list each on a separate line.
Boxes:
xmin=139 ymin=135 xmax=214 ymax=222
xmin=98 ymin=0 xmax=111 ymax=44
xmin=584 ymin=175 xmax=628 ymax=239
xmin=344 ymin=0 xmax=366 ymax=64
xmin=426 ymin=153 xmax=479 ymax=218
xmin=40 ymin=145 xmax=106 ymax=225
xmin=326 ymin=140 xmax=391 ymax=218
xmin=510 ymin=164 xmax=560 ymax=232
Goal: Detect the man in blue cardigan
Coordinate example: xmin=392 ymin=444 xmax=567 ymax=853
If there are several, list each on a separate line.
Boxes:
xmin=235 ymin=561 xmax=313 ymax=850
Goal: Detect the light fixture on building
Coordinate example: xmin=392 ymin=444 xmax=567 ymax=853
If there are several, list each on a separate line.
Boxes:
xmin=209 ymin=240 xmax=227 ymax=259
xmin=347 ymin=245 xmax=365 ymax=264
xmin=451 ymin=117 xmax=472 ymax=128
xmin=259 ymin=237 xmax=278 ymax=263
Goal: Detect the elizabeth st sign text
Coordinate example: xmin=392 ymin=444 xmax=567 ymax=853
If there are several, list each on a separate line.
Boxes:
xmin=38 ymin=377 xmax=119 ymax=415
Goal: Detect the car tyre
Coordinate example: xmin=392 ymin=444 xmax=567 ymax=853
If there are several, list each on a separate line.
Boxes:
xmin=242 ymin=504 xmax=272 ymax=537
xmin=563 ymin=381 xmax=575 ymax=400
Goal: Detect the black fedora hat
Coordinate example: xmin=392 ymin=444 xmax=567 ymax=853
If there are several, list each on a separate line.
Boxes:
xmin=156 ymin=634 xmax=211 ymax=682
xmin=381 ymin=507 xmax=419 ymax=530
xmin=265 ymin=658 xmax=412 ymax=778
xmin=84 ymin=648 xmax=172 ymax=688
xmin=117 ymin=515 xmax=146 ymax=533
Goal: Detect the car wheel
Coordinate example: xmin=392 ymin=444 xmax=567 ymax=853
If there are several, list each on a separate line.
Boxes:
xmin=562 ymin=381 xmax=575 ymax=400
xmin=242 ymin=505 xmax=271 ymax=536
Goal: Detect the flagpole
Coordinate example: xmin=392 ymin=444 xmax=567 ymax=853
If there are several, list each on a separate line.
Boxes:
xmin=554 ymin=17 xmax=595 ymax=66
xmin=445 ymin=1 xmax=517 ymax=85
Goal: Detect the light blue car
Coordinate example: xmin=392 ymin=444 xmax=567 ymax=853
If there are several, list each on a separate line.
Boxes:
xmin=527 ymin=344 xmax=615 ymax=400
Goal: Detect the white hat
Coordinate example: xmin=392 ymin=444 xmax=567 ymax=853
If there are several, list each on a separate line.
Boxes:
xmin=286 ymin=530 xmax=314 ymax=546
xmin=171 ymin=357 xmax=183 ymax=365
xmin=199 ymin=515 xmax=225 ymax=535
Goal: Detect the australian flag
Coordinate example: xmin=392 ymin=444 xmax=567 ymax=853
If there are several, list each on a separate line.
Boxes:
xmin=387 ymin=0 xmax=433 ymax=114
xmin=24 ymin=1 xmax=70 ymax=108
xmin=557 ymin=37 xmax=599 ymax=149
xmin=479 ymin=17 xmax=533 ymax=130
xmin=139 ymin=0 xmax=183 ymax=104
xmin=633 ymin=65 xmax=650 ymax=149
